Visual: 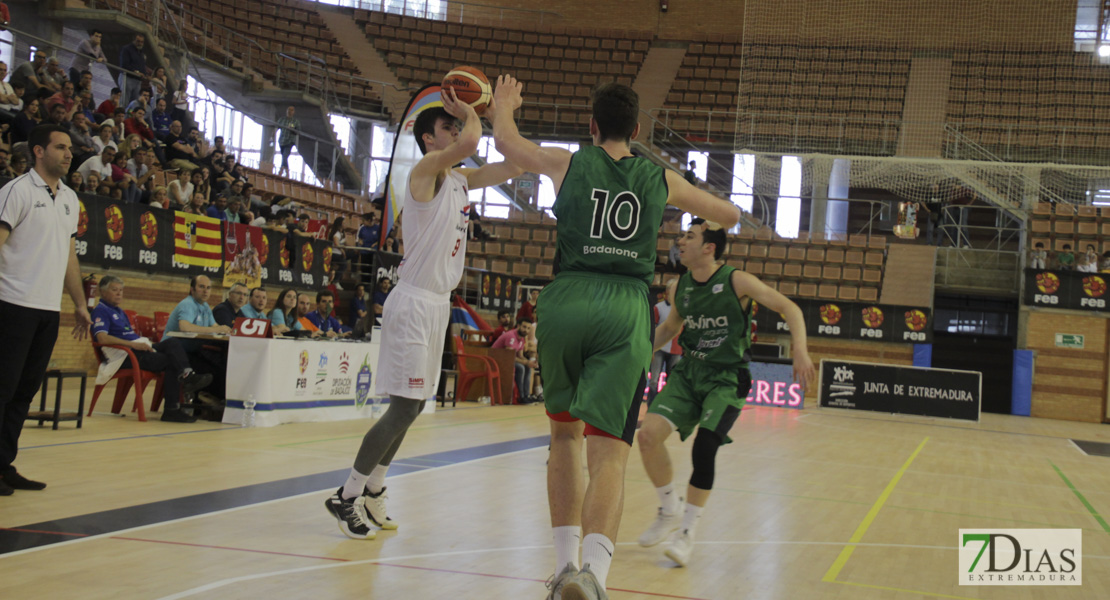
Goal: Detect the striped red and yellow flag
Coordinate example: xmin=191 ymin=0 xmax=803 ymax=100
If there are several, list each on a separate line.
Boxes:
xmin=173 ymin=212 xmax=222 ymax=267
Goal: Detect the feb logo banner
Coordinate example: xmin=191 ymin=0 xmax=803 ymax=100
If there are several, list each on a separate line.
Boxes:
xmin=960 ymin=529 xmax=1081 ymax=586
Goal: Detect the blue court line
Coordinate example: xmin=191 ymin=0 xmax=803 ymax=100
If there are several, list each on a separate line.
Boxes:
xmin=21 ymin=426 xmax=240 ymax=449
xmin=0 ymin=435 xmax=549 ymax=555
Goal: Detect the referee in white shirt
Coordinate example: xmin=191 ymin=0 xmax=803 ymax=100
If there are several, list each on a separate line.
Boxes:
xmin=0 ymin=124 xmax=92 ymax=496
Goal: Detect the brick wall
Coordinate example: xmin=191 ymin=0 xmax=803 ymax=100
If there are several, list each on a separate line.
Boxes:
xmin=476 ymin=0 xmax=1075 ymax=46
xmin=1024 ymin=309 xmax=1108 ymax=423
xmin=53 ymin=268 xmax=319 ymax=376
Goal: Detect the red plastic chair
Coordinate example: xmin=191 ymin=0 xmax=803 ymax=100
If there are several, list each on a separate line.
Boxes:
xmin=154 ymin=311 xmax=169 ymax=340
xmin=134 ymin=315 xmax=157 ymax=340
xmin=453 ymin=335 xmax=503 ymax=405
xmin=87 ymin=341 xmax=165 ymax=422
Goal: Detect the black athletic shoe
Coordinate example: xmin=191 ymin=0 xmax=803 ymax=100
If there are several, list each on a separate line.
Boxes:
xmin=0 ymin=479 xmax=14 ymax=496
xmin=180 ymin=371 xmax=213 ymax=394
xmin=325 ymin=487 xmax=376 ymax=539
xmin=161 ymin=409 xmax=198 ymax=423
xmin=2 ymin=471 xmax=46 ymax=491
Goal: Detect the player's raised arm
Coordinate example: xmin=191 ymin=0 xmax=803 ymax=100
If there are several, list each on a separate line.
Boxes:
xmin=653 ymin=279 xmax=684 ymax=352
xmin=665 ymin=170 xmax=742 ymax=229
xmin=730 ymin=269 xmax=816 ymax=385
xmin=491 ymin=75 xmax=573 ymax=191
xmin=410 ymin=88 xmax=482 ymax=203
xmin=457 ymin=94 xmax=525 ymax=190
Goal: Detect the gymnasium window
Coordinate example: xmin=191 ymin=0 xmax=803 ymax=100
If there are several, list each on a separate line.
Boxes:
xmin=536 ymin=141 xmax=580 ymax=216
xmin=468 ymin=136 xmax=515 ymax=219
xmin=368 ymin=123 xmax=394 ymax=197
xmin=934 ymin=310 xmax=1012 ymax=337
xmin=732 ymin=154 xmax=755 ymax=213
xmin=776 ymin=155 xmax=802 ymax=239
xmin=187 ymin=76 xmax=281 ymax=181
xmin=685 ymin=151 xmax=708 ymax=181
xmin=314 ymin=0 xmax=446 ymax=20
xmin=1075 ymin=0 xmax=1101 ymax=44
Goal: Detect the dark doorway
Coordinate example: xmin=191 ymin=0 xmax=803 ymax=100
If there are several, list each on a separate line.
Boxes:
xmin=932 ymin=295 xmax=1018 ymax=415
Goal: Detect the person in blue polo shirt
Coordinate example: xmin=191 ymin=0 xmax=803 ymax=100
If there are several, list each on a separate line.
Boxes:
xmin=240 ymin=287 xmax=268 ymax=320
xmin=305 ymin=289 xmax=346 ymax=339
xmin=163 ymin=275 xmax=231 ymax=402
xmin=92 ymin=275 xmax=212 ymax=422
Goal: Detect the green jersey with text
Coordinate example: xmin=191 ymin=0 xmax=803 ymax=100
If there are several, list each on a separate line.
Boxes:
xmin=674 ymin=265 xmax=752 ymax=368
xmin=553 ymin=145 xmax=669 ymax=284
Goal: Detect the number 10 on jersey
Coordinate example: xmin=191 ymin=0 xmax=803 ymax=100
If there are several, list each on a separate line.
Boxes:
xmin=590 ymin=188 xmax=641 ymax=242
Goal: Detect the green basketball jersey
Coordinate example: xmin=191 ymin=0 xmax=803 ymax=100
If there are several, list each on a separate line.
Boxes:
xmin=552 ymin=145 xmax=669 ymax=285
xmin=674 ymin=265 xmax=753 ymax=368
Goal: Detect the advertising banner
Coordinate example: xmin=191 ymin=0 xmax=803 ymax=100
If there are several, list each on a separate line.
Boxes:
xmin=222 ymin=222 xmax=266 ymax=289
xmin=371 ymin=251 xmax=403 ymax=286
xmin=754 ymin=298 xmax=932 ymax=344
xmin=479 ymin=272 xmax=520 ymax=312
xmin=1024 ymin=268 xmax=1110 ymax=312
xmin=818 ymin=359 xmax=981 ymax=421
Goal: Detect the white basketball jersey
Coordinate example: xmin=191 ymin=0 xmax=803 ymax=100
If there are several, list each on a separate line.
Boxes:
xmin=399 ymin=169 xmax=470 ymax=295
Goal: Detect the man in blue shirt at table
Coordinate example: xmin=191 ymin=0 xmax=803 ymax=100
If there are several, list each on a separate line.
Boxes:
xmin=306 ymin=289 xmax=346 ymax=339
xmin=163 ymin=275 xmax=232 ymax=402
xmin=240 ymin=287 xmax=268 ymax=320
xmin=93 ymin=275 xmax=212 ymax=422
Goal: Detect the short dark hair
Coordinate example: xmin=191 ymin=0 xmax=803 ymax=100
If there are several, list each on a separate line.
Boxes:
xmin=497 ymin=310 xmax=512 ymax=319
xmin=249 ymin=287 xmax=266 ymax=298
xmin=214 ymin=136 xmax=224 ymax=143
xmin=690 ymin=218 xmax=727 ymax=260
xmin=91 ymin=29 xmax=102 ymax=36
xmin=110 ymin=87 xmax=121 ymax=95
xmin=413 ymin=107 xmax=453 ymax=155
xmin=1034 ymin=242 xmax=1044 ymax=248
xmin=362 ymin=212 xmax=376 ymax=221
xmin=29 ymin=125 xmax=71 ymax=165
xmin=591 ymin=82 xmax=639 ymax=143
xmin=1063 ymin=243 xmax=1072 ymax=250
xmin=316 ymin=289 xmax=335 ymax=302
xmin=189 ymin=275 xmax=207 ymax=289
xmin=518 ymin=317 xmax=534 ymax=325
xmin=80 ymin=70 xmax=92 ymax=77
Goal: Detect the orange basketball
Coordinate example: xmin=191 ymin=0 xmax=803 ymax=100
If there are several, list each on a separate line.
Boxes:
xmin=442 ymin=66 xmax=491 ymax=115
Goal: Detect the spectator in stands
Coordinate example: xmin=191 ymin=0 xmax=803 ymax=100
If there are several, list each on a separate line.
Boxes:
xmin=126 ymin=146 xmax=157 ymax=196
xmin=10 ymin=98 xmax=40 ymax=143
xmin=212 ymin=282 xmax=248 ymax=327
xmin=187 ymin=127 xmax=207 ymax=157
xmin=182 ymin=191 xmax=207 ymax=215
xmin=68 ymin=112 xmax=97 ymax=167
xmin=208 ymin=156 xmax=232 ymax=194
xmin=109 ymin=151 xmax=142 ymax=203
xmin=118 ymin=33 xmax=149 ymax=104
xmin=1057 ymin=244 xmax=1075 ymax=270
xmin=269 ymin=288 xmax=299 ymax=335
xmin=166 ymin=169 xmax=192 ymax=208
xmin=1030 ymin=241 xmax=1047 ymax=269
xmin=371 ymin=277 xmax=391 ymax=323
xmin=83 ymin=171 xmax=101 ymax=194
xmin=69 ymin=30 xmax=106 ymax=85
xmin=125 ymin=89 xmax=152 ymax=123
xmin=0 ymin=62 xmax=21 ymax=122
xmin=493 ymin=317 xmax=539 ymax=403
xmin=488 ymin=310 xmax=513 ymax=346
xmin=39 ymin=58 xmax=65 ymax=94
xmin=149 ymin=67 xmax=168 ymax=104
xmin=10 ymin=54 xmax=46 ymax=100
xmin=328 ymin=217 xmax=350 ymax=278
xmin=92 ymin=121 xmax=116 ymax=153
xmin=276 ymin=105 xmax=299 ymax=177
xmin=96 ymin=87 xmax=120 ymax=120
xmin=516 ymin=288 xmax=539 ymax=323
xmin=667 ymin=233 xmax=685 ymax=273
xmin=240 ymin=287 xmax=268 ymax=320
xmin=383 ymin=228 xmax=400 ymax=253
xmin=648 ymin=284 xmax=682 ymax=405
xmin=92 ymin=275 xmax=212 ymax=423
xmin=124 ymin=106 xmax=154 ymax=144
xmin=45 ymin=103 xmax=69 ymax=129
xmin=149 ymin=185 xmax=168 ymax=209
xmin=111 ymin=108 xmax=126 ymax=137
xmin=45 ymin=81 xmax=76 ymax=121
xmin=349 ymin=283 xmax=368 ymax=328
xmin=77 ymin=145 xmax=115 ymax=187
xmin=162 ymin=120 xmax=199 ymax=170
xmin=206 ymin=136 xmax=226 ymax=162
xmin=76 ymin=89 xmax=96 ymax=125
xmin=151 ymin=97 xmax=172 ymax=137
xmin=684 ymin=161 xmax=697 ymax=185
xmin=1079 ymin=244 xmax=1099 ymax=273
xmin=1101 ymin=251 xmax=1110 ymax=273
xmin=172 ymin=78 xmax=189 ymax=123
xmin=66 ymin=170 xmax=82 ymax=190
xmin=207 ymin=195 xmax=228 ymax=220
xmin=8 ymin=151 xmax=25 ymax=177
xmin=306 ymin=289 xmax=345 ymax=338
xmin=0 ymin=148 xmax=14 ymax=179
xmin=468 ymin=203 xmax=494 ymax=240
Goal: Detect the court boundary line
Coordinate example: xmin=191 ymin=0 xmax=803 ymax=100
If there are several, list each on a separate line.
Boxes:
xmin=1050 ymin=459 xmax=1110 ymax=534
xmin=0 ymin=443 xmax=547 ymax=560
xmin=822 ymin=436 xmax=929 ymax=583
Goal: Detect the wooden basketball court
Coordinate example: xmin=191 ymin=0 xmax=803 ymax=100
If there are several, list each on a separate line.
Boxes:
xmin=2 ymin=391 xmax=1109 ymax=599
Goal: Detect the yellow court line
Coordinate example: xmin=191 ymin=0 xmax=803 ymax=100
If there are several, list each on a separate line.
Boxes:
xmin=833 ymin=579 xmax=981 ymax=600
xmin=822 ymin=436 xmax=930 ymax=583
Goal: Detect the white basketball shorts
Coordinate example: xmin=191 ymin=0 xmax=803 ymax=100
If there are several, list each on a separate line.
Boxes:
xmin=375 ymin=281 xmax=451 ymax=399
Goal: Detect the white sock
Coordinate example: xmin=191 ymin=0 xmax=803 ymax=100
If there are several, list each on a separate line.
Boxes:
xmin=656 ymin=482 xmax=679 ymax=515
xmin=366 ymin=464 xmax=389 ymax=494
xmin=341 ymin=468 xmax=369 ymax=500
xmin=552 ymin=526 xmax=581 ymax=572
xmin=581 ymin=533 xmax=615 ymax=589
xmin=681 ymin=503 xmax=703 ymax=536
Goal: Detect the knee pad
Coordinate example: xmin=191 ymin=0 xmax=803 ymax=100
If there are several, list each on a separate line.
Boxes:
xmin=689 ymin=427 xmax=724 ymax=491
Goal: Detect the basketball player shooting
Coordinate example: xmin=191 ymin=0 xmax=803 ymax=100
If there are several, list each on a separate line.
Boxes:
xmin=325 ymin=86 xmax=523 ymax=540
xmin=490 ymin=74 xmax=742 ymax=600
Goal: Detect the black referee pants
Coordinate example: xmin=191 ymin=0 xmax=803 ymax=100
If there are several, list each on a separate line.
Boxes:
xmin=0 ymin=301 xmax=60 ymax=475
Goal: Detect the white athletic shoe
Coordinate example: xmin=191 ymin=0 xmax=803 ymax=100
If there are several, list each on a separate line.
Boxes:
xmin=362 ymin=487 xmax=398 ymax=530
xmin=638 ymin=506 xmax=680 ymax=547
xmin=545 ymin=562 xmax=577 ymax=600
xmin=664 ymin=529 xmax=695 ymax=567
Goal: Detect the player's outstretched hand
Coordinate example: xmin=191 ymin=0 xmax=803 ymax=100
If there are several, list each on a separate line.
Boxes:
xmin=494 ymin=74 xmax=523 ymax=111
xmin=793 ymin=350 xmax=816 ymax=387
xmin=441 ymin=86 xmax=477 ymax=122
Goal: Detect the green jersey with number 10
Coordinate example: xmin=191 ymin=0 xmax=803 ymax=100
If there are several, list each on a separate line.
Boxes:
xmin=552 ymin=146 xmax=669 ymax=285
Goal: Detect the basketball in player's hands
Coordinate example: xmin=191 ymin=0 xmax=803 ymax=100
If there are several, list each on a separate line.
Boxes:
xmin=442 ymin=66 xmax=491 ymax=115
